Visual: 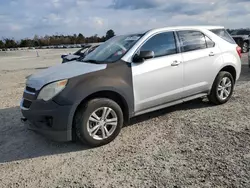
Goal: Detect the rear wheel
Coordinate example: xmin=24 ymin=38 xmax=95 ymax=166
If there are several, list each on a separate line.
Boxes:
xmin=242 ymin=42 xmax=249 ymax=53
xmin=208 ymin=71 xmax=234 ymax=105
xmin=75 ymin=98 xmax=123 ymax=147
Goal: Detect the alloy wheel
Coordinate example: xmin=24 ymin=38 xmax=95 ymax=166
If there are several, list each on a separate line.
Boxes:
xmin=217 ymin=77 xmax=232 ymax=100
xmin=242 ymin=42 xmax=248 ymax=53
xmin=87 ymin=107 xmax=118 ymax=140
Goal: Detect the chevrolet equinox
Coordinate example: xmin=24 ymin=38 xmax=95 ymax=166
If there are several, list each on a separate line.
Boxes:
xmin=21 ymin=26 xmax=242 ymax=146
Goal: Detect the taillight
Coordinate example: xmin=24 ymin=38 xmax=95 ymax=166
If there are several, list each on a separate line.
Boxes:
xmin=236 ymin=46 xmax=242 ymax=58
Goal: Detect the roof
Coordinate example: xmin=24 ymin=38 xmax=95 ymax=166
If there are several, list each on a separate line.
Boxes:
xmin=119 ymin=25 xmax=224 ymax=36
xmin=148 ymin=25 xmax=224 ymax=33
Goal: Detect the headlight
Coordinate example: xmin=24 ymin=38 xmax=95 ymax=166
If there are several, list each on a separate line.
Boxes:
xmin=37 ymin=79 xmax=68 ymax=101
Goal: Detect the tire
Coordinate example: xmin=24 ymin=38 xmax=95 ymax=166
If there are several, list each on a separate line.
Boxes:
xmin=75 ymin=98 xmax=123 ymax=147
xmin=62 ymin=59 xmax=67 ymax=63
xmin=208 ymin=71 xmax=235 ymax=105
xmin=242 ymin=42 xmax=249 ymax=53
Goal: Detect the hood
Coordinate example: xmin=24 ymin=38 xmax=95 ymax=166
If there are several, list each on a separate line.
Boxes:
xmin=26 ymin=61 xmax=107 ymax=90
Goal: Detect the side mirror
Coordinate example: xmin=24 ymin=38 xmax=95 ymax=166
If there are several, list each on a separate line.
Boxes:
xmin=133 ymin=51 xmax=154 ymax=63
xmin=61 ymin=55 xmax=67 ymax=59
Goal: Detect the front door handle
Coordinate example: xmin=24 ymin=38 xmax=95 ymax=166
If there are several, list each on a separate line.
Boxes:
xmin=209 ymin=52 xmax=215 ymax=56
xmin=171 ymin=60 xmax=181 ymax=66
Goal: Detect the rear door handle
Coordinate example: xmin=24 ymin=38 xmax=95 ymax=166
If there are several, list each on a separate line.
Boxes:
xmin=171 ymin=60 xmax=181 ymax=66
xmin=209 ymin=52 xmax=215 ymax=56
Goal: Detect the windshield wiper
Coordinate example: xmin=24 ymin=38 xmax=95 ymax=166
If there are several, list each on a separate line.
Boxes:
xmin=81 ymin=59 xmax=99 ymax=64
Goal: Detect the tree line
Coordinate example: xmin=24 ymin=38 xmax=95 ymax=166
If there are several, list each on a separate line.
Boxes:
xmin=0 ymin=29 xmax=115 ymax=49
xmin=1 ymin=28 xmax=249 ymax=49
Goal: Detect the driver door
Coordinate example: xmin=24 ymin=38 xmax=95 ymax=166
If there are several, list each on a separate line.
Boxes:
xmin=131 ymin=31 xmax=184 ymax=113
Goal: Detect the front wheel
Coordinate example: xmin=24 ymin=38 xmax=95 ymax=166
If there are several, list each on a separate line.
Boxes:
xmin=75 ymin=98 xmax=123 ymax=147
xmin=208 ymin=71 xmax=235 ymax=105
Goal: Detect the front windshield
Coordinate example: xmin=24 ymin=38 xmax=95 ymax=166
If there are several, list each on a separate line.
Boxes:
xmin=81 ymin=34 xmax=143 ymax=63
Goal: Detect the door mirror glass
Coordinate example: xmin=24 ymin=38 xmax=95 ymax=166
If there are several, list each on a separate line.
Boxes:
xmin=133 ymin=50 xmax=154 ymax=63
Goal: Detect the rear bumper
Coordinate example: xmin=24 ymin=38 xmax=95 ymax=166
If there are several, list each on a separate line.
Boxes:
xmin=21 ymin=99 xmax=73 ymax=142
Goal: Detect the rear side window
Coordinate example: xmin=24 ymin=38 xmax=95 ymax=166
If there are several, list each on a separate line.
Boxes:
xmin=177 ymin=30 xmax=207 ymax=52
xmin=140 ymin=32 xmax=177 ymax=58
xmin=210 ymin=29 xmax=236 ymax=44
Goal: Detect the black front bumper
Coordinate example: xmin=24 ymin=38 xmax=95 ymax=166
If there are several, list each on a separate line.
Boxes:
xmin=21 ymin=99 xmax=73 ymax=142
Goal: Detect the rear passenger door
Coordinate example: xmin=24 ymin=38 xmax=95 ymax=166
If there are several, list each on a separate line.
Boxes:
xmin=177 ymin=30 xmax=222 ymax=97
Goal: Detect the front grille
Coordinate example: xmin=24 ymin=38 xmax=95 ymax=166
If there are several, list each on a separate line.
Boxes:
xmin=26 ymin=86 xmax=36 ymax=93
xmin=23 ymin=99 xmax=32 ymax=109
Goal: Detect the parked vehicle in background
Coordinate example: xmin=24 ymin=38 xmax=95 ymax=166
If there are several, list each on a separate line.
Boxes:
xmin=61 ymin=43 xmax=101 ymax=63
xmin=248 ymin=47 xmax=250 ymax=67
xmin=230 ymin=29 xmax=250 ymax=53
xmin=21 ymin=26 xmax=241 ymax=147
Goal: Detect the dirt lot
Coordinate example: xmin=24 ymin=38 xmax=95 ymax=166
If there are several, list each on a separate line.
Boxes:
xmin=0 ymin=50 xmax=250 ymax=188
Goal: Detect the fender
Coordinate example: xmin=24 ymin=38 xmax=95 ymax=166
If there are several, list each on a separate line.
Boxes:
xmin=220 ymin=52 xmax=241 ymax=81
xmin=54 ymin=61 xmax=135 ymax=131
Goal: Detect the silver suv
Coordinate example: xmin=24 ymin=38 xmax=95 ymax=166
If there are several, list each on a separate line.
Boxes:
xmin=21 ymin=26 xmax=242 ymax=147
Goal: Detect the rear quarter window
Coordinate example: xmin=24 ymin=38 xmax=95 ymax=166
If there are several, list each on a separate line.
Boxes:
xmin=210 ymin=29 xmax=236 ymax=44
xmin=205 ymin=36 xmax=215 ymax=48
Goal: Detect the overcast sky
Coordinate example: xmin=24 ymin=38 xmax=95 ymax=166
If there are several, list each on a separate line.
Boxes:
xmin=0 ymin=0 xmax=250 ymax=39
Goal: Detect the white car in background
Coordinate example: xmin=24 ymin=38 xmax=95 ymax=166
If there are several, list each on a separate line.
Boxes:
xmin=61 ymin=43 xmax=102 ymax=63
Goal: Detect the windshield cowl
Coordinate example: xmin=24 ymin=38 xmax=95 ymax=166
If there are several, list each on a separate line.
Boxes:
xmin=81 ymin=59 xmax=104 ymax=64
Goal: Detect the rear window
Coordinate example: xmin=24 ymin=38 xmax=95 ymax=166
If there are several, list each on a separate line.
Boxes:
xmin=210 ymin=29 xmax=236 ymax=44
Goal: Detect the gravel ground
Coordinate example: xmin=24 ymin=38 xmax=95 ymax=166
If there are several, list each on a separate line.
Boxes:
xmin=0 ymin=51 xmax=250 ymax=188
